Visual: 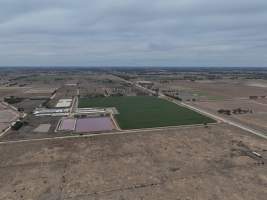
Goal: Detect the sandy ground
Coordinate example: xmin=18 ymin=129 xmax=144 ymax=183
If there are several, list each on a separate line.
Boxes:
xmin=0 ymin=123 xmax=8 ymax=132
xmin=0 ymin=102 xmax=19 ymax=132
xmin=0 ymin=87 xmax=26 ymax=100
xmin=191 ymin=99 xmax=267 ymax=133
xmin=0 ymin=110 xmax=18 ymax=123
xmin=235 ymin=113 xmax=267 ymax=130
xmin=0 ymin=123 xmax=266 ymax=200
xmin=155 ymin=80 xmax=267 ymax=99
xmin=24 ymin=88 xmax=56 ymax=94
xmin=193 ymin=99 xmax=267 ymax=113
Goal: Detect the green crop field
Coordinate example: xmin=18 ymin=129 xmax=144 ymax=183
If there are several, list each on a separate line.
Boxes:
xmin=79 ymin=96 xmax=215 ymax=129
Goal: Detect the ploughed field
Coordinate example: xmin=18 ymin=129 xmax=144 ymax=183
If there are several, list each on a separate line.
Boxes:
xmin=79 ymin=96 xmax=215 ymax=129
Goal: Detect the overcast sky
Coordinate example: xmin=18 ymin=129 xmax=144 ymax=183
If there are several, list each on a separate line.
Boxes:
xmin=0 ymin=0 xmax=267 ymax=67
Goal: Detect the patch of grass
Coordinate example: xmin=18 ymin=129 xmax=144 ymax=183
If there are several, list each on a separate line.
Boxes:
xmin=79 ymin=96 xmax=215 ymax=129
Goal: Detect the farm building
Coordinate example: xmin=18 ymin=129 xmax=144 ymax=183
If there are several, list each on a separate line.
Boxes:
xmin=55 ymin=99 xmax=73 ymax=108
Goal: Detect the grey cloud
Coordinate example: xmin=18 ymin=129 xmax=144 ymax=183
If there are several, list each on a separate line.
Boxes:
xmin=0 ymin=0 xmax=267 ymax=66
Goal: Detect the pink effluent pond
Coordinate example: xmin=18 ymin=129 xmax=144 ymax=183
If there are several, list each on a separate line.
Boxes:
xmin=75 ymin=117 xmax=115 ymax=133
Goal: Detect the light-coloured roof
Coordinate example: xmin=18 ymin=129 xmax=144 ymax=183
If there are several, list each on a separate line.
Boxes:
xmin=55 ymin=99 xmax=72 ymax=108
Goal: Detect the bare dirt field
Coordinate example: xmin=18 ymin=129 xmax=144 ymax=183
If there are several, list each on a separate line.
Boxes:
xmin=246 ymin=81 xmax=267 ymax=88
xmin=235 ymin=113 xmax=267 ymax=130
xmin=0 ymin=123 xmax=266 ymax=200
xmin=13 ymin=99 xmax=45 ymax=113
xmin=24 ymin=88 xmax=56 ymax=94
xmin=193 ymin=99 xmax=267 ymax=113
xmin=0 ymin=86 xmax=54 ymax=101
xmin=0 ymin=87 xmax=27 ymax=100
xmin=0 ymin=102 xmax=18 ymax=132
xmin=154 ymin=79 xmax=267 ymax=100
xmin=253 ymin=98 xmax=267 ymax=105
xmin=191 ymin=99 xmax=267 ymax=133
xmin=0 ymin=110 xmax=17 ymax=123
xmin=0 ymin=123 xmax=8 ymax=132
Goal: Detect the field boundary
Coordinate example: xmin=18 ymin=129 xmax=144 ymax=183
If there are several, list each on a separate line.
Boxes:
xmin=0 ymin=123 xmax=219 ymax=145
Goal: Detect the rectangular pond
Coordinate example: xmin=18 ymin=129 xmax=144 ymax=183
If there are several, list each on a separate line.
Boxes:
xmin=75 ymin=117 xmax=115 ymax=133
